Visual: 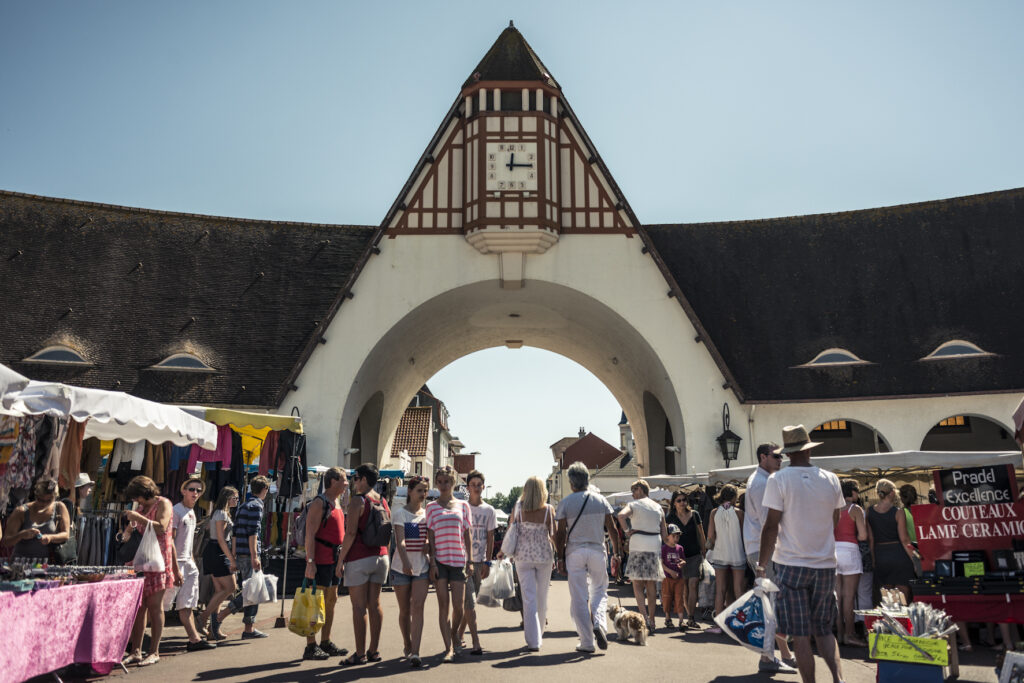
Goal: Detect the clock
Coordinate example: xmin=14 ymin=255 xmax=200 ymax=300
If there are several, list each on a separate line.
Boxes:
xmin=486 ymin=142 xmax=538 ymax=192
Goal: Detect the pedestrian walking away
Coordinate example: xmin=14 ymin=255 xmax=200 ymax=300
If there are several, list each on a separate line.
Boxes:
xmin=743 ymin=443 xmax=797 ymax=673
xmin=172 ymin=476 xmax=217 ymax=652
xmin=301 ymin=467 xmax=350 ymax=661
xmin=867 ymin=478 xmax=918 ymax=605
xmin=834 ymin=479 xmax=868 ymax=647
xmin=197 ymin=486 xmax=239 ymax=642
xmin=456 ymin=469 xmax=496 ymax=656
xmin=504 ymin=475 xmax=556 ymax=652
xmin=617 ymin=478 xmax=668 ymax=636
xmin=706 ymin=484 xmax=745 ymax=636
xmin=555 ymin=461 xmax=622 ymax=654
xmin=758 ymin=426 xmax=846 ymax=683
xmin=336 ymin=463 xmax=390 ymax=666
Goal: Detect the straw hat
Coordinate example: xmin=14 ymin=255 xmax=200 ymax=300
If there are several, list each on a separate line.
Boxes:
xmin=74 ymin=473 xmax=94 ymax=488
xmin=774 ymin=425 xmax=822 ymax=454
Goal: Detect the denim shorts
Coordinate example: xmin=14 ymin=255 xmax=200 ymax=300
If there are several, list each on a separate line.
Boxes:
xmin=390 ymin=568 xmax=430 ymax=586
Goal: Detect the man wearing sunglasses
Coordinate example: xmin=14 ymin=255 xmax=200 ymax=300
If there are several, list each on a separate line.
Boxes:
xmin=743 ymin=443 xmax=796 ymax=674
xmin=173 ymin=476 xmax=217 ymax=652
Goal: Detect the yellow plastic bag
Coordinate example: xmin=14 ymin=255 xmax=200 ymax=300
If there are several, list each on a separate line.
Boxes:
xmin=288 ymin=579 xmax=325 ymax=637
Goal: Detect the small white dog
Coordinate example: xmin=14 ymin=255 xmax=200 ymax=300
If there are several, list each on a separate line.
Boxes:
xmin=608 ymin=601 xmax=648 ymax=646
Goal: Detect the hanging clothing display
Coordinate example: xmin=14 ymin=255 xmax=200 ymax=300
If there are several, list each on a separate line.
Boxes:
xmin=257 ymin=430 xmax=280 ymax=476
xmin=185 ymin=424 xmax=233 ymax=473
xmin=0 ymin=415 xmax=46 ymax=510
xmin=276 ymin=431 xmax=307 ymax=499
xmin=57 ymin=419 xmax=87 ymax=489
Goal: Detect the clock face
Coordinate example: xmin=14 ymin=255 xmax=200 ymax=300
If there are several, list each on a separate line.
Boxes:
xmin=486 ymin=141 xmax=538 ymax=191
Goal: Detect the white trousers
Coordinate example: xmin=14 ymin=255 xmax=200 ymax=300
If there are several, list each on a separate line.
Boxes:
xmin=566 ymin=547 xmax=609 ymax=649
xmin=517 ymin=562 xmax=552 ymax=649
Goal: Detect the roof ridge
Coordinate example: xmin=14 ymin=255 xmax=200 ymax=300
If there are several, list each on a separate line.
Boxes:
xmin=645 ymin=186 xmax=1024 ymax=230
xmin=0 ymin=188 xmax=374 ymax=230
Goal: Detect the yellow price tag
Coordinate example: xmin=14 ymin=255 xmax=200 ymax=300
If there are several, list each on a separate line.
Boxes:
xmin=963 ymin=562 xmax=984 ymax=577
xmin=869 ymin=633 xmax=948 ymax=666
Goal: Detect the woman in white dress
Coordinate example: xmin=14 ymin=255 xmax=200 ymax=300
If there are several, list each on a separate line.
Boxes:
xmin=617 ymin=479 xmax=669 ymax=635
xmin=705 ymin=484 xmax=746 ymax=634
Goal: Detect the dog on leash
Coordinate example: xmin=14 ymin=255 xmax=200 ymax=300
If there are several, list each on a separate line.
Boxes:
xmin=608 ymin=601 xmax=648 ymax=646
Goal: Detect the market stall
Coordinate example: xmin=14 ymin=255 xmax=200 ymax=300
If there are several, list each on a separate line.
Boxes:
xmin=0 ymin=567 xmax=142 ymax=683
xmin=0 ymin=364 xmax=220 ymax=680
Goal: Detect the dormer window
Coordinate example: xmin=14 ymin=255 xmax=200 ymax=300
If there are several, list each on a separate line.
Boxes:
xmin=149 ymin=353 xmax=215 ymax=373
xmin=922 ymin=340 xmax=993 ymax=361
xmin=23 ymin=345 xmax=92 ymax=367
xmin=796 ymin=348 xmax=869 ymax=368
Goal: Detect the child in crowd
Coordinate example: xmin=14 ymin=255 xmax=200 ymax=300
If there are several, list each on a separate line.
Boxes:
xmin=661 ymin=523 xmax=686 ymax=628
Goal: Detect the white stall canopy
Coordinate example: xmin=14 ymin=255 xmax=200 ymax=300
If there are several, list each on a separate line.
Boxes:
xmin=0 ymin=364 xmax=29 ymax=416
xmin=1 ymin=371 xmax=217 ymax=449
xmin=708 ymin=450 xmax=1024 ymax=485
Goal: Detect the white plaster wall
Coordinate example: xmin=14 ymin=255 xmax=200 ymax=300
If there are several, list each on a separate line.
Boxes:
xmin=745 ymin=393 xmax=1023 ymax=461
xmin=288 ymin=233 xmax=741 ymax=475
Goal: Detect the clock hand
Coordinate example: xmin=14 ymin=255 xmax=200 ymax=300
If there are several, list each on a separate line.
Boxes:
xmin=506 ymin=152 xmax=515 ymax=171
xmin=511 ymin=161 xmax=534 ymax=168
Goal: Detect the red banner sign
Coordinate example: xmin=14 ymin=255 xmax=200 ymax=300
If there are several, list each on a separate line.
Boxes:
xmin=912 ymin=501 xmax=1024 ymax=570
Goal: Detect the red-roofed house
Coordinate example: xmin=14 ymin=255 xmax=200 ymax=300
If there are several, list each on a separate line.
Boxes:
xmin=547 ymin=428 xmax=622 ymax=503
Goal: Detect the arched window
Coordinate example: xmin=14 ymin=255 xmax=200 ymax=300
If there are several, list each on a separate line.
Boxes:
xmin=797 ymin=348 xmax=868 ymax=367
xmin=149 ymin=353 xmax=215 ymax=372
xmin=922 ymin=340 xmax=992 ymax=360
xmin=23 ymin=345 xmax=91 ymax=366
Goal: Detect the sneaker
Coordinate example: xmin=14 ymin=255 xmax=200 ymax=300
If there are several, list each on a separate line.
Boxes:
xmin=707 ymin=626 xmax=723 ymax=635
xmin=186 ymin=640 xmax=217 ymax=652
xmin=781 ymin=657 xmax=798 ymax=669
xmin=242 ymin=629 xmax=268 ymax=639
xmin=594 ymin=625 xmax=608 ymax=650
xmin=759 ymin=658 xmax=797 ymax=674
xmin=303 ymin=643 xmax=330 ymax=661
xmin=208 ymin=613 xmax=226 ymax=641
xmin=575 ymin=645 xmax=595 ymax=654
xmin=319 ymin=640 xmax=348 ymax=657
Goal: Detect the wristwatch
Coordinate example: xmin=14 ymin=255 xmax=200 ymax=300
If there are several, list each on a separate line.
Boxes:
xmin=306 ymin=557 xmax=315 ymax=564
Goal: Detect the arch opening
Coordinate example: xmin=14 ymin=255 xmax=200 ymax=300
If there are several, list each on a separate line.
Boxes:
xmin=809 ymin=419 xmax=891 ymax=456
xmin=338 ymin=280 xmax=685 ymax=480
xmin=919 ymin=414 xmax=1016 ymax=451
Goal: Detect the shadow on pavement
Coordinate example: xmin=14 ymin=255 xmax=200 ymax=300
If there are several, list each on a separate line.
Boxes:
xmin=193 ymin=660 xmax=305 ymax=681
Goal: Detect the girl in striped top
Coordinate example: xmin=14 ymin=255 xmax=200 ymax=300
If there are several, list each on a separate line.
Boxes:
xmin=392 ymin=476 xmax=431 ymax=668
xmin=426 ymin=466 xmax=473 ymax=662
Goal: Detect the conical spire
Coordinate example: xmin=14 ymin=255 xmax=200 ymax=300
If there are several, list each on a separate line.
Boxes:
xmin=463 ymin=21 xmax=559 ymax=90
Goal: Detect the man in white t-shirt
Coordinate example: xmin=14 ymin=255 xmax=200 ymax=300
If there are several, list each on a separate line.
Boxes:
xmin=457 ymin=470 xmax=496 ymax=655
xmin=172 ymin=476 xmax=216 ymax=651
xmin=757 ymin=426 xmax=845 ymax=683
xmin=744 ymin=443 xmax=796 ymax=673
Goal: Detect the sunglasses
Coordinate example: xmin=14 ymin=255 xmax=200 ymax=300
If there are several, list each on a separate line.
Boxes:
xmin=770 ymin=454 xmax=784 ymax=460
xmin=185 ymin=487 xmax=203 ymax=493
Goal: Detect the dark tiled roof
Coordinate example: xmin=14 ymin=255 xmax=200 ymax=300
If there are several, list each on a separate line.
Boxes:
xmin=561 ymin=432 xmax=621 ymax=471
xmin=644 ymin=188 xmax=1024 ymax=402
xmin=0 ymin=190 xmax=376 ymax=407
xmin=463 ymin=23 xmax=558 ymax=89
xmin=390 ymin=406 xmax=433 ymax=458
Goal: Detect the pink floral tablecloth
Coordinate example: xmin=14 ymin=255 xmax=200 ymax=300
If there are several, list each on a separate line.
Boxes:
xmin=0 ymin=577 xmax=143 ymax=683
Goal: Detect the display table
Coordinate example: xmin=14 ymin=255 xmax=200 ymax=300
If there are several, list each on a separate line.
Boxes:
xmin=914 ymin=593 xmax=1024 ymax=624
xmin=0 ymin=577 xmax=143 ymax=683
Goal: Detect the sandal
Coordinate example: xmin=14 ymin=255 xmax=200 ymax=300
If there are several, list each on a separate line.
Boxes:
xmin=138 ymin=653 xmax=160 ymax=667
xmin=469 ymin=647 xmax=483 ymax=656
xmin=366 ymin=651 xmax=382 ymax=662
xmin=122 ymin=652 xmax=143 ymax=666
xmin=410 ymin=654 xmax=422 ymax=668
xmin=340 ymin=653 xmax=367 ymax=666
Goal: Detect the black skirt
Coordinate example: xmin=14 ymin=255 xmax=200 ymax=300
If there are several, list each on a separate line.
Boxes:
xmin=202 ymin=542 xmax=232 ymax=578
xmin=873 ymin=543 xmax=916 ymax=587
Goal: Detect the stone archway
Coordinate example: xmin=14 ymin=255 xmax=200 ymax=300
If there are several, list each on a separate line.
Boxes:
xmin=337 ymin=279 xmax=685 ymax=477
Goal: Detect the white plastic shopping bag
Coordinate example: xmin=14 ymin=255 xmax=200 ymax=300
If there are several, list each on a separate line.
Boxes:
xmin=713 ymin=577 xmax=779 ymax=656
xmin=263 ymin=573 xmax=279 ymax=604
xmin=243 ymin=570 xmax=274 ymax=606
xmin=133 ymin=521 xmax=166 ymax=573
xmin=489 ymin=559 xmax=515 ymax=601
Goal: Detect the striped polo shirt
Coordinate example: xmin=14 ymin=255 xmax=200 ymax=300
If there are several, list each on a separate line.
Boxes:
xmin=426 ymin=499 xmax=472 ymax=567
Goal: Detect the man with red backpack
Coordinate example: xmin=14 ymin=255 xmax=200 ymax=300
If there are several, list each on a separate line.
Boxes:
xmin=335 ymin=463 xmax=392 ymax=666
xmin=301 ymin=467 xmax=350 ymax=661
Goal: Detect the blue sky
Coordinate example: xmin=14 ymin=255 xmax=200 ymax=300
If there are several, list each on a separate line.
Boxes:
xmin=2 ymin=2 xmax=1022 ymax=494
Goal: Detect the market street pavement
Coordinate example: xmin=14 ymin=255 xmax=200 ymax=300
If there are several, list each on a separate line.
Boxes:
xmin=87 ymin=579 xmax=998 ymax=683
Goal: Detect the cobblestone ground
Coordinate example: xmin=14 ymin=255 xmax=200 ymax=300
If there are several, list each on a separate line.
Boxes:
xmin=53 ymin=579 xmax=998 ymax=683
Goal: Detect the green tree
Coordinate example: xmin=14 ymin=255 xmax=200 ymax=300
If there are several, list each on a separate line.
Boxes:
xmin=503 ymin=486 xmax=523 ymax=514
